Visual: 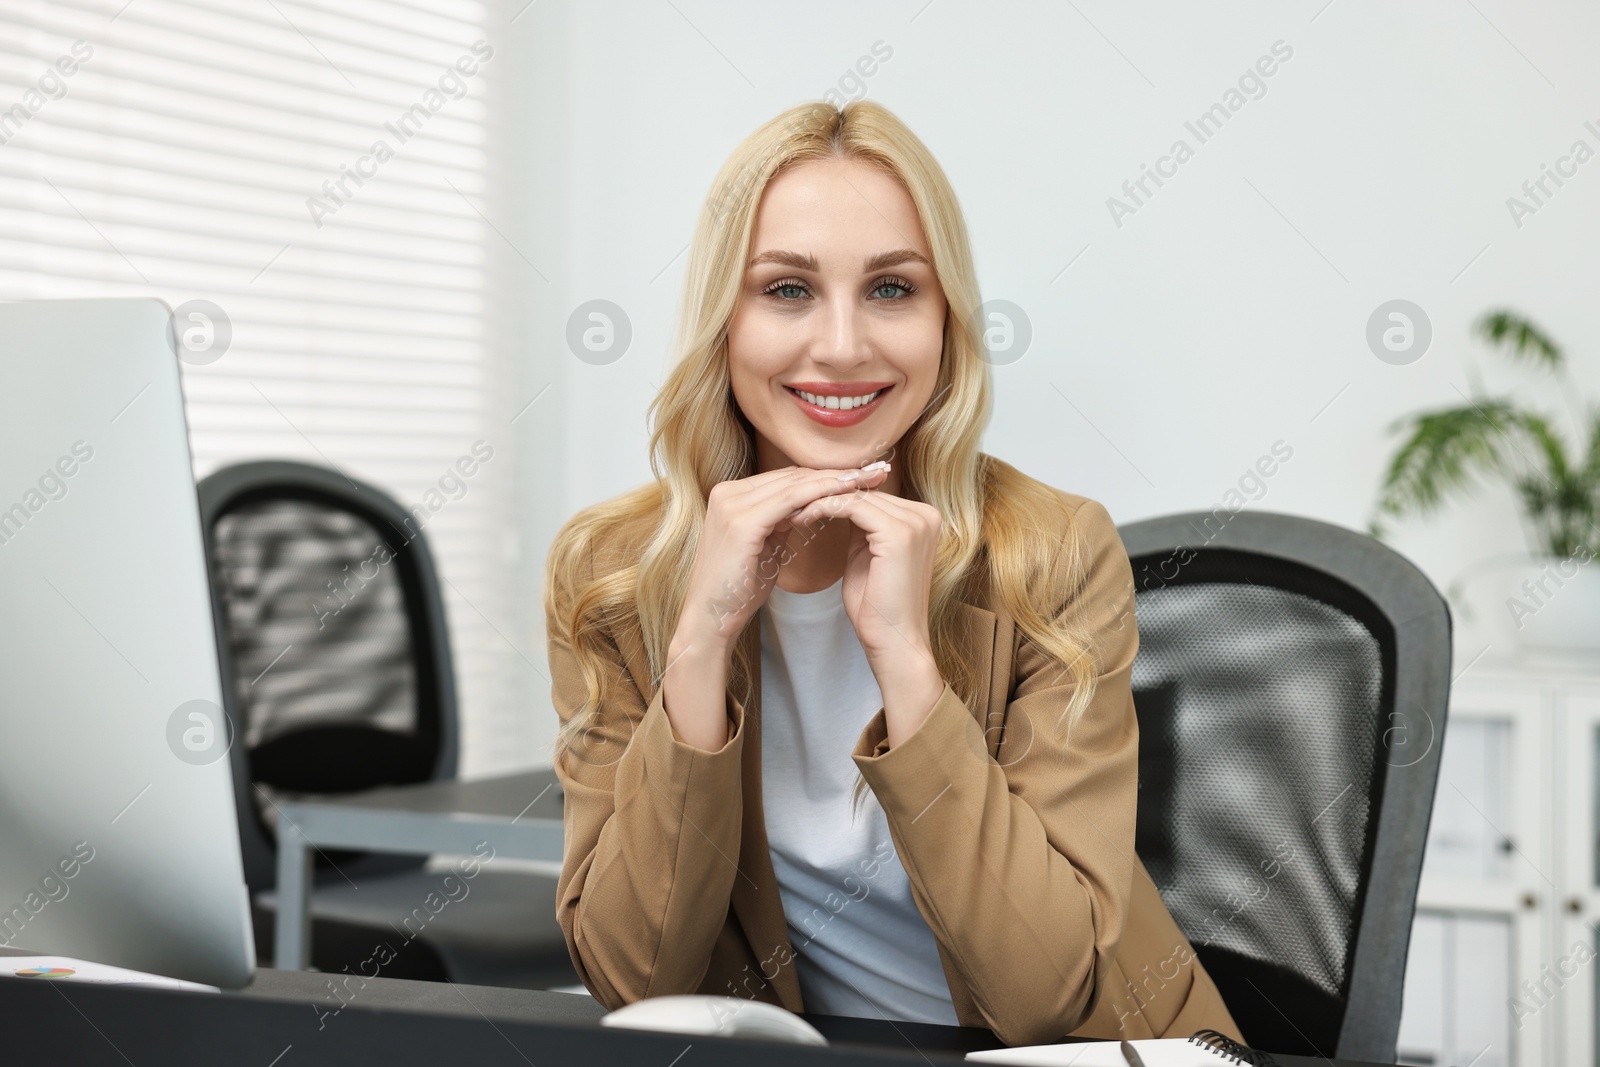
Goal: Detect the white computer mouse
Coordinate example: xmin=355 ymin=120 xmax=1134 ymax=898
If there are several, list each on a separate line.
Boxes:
xmin=600 ymin=994 xmax=829 ymax=1046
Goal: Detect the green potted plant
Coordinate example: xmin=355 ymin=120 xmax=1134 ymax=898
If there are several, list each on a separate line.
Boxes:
xmin=1370 ymin=310 xmax=1600 ymax=653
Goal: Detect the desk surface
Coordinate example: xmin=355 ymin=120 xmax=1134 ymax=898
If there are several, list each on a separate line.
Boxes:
xmin=268 ymin=768 xmax=568 ymax=970
xmin=285 ymin=768 xmax=563 ymax=820
xmin=0 ymin=947 xmax=1384 ymax=1066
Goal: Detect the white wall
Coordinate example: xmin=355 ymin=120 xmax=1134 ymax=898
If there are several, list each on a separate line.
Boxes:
xmin=506 ymin=0 xmax=1600 ymax=755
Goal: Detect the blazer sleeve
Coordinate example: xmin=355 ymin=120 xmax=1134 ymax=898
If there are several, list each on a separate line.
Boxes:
xmin=548 ymin=540 xmax=749 ymax=1008
xmin=849 ymin=497 xmax=1140 ymax=1046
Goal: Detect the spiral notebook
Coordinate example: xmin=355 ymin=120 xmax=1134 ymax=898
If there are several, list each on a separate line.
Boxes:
xmin=966 ymin=1029 xmax=1278 ymax=1067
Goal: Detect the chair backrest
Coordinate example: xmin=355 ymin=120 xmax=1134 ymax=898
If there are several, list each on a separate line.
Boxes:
xmin=1116 ymin=509 xmax=1451 ymax=1063
xmin=196 ymin=461 xmax=459 ymax=893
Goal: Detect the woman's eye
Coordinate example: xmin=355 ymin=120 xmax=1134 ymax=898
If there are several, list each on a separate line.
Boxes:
xmin=871 ymin=277 xmax=915 ymax=300
xmin=762 ymin=279 xmax=808 ymax=300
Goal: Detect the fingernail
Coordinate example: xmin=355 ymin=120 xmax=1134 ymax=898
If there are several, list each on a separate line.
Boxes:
xmin=860 ymin=461 xmax=891 ymax=474
xmin=837 ymin=471 xmax=860 ymax=483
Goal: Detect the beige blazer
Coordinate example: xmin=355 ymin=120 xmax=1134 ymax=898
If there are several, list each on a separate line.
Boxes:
xmin=547 ymin=467 xmax=1243 ymax=1047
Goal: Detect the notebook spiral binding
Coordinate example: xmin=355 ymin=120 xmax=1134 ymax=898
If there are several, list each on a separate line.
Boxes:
xmin=1187 ymin=1029 xmax=1279 ymax=1067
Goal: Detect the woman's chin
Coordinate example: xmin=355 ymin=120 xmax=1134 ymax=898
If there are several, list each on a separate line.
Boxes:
xmin=764 ymin=427 xmax=897 ymax=473
xmin=787 ymin=449 xmax=855 ymax=472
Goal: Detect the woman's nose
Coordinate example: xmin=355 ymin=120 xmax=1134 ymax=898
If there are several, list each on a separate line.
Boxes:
xmin=816 ymin=299 xmax=871 ymax=367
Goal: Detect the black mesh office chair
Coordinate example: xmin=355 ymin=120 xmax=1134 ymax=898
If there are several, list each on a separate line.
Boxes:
xmin=1117 ymin=509 xmax=1451 ymax=1063
xmin=197 ymin=460 xmax=576 ymax=989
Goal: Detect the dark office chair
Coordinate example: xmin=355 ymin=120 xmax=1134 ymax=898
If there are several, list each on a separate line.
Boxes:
xmin=197 ymin=460 xmax=577 ymax=990
xmin=1117 ymin=509 xmax=1451 ymax=1064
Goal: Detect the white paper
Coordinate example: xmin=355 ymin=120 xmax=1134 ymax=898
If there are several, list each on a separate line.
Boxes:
xmin=967 ymin=1037 xmax=1218 ymax=1066
xmin=0 ymin=956 xmax=220 ymax=993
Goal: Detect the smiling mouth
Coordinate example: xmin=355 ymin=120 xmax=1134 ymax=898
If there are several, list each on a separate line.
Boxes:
xmin=783 ymin=385 xmax=891 ymax=411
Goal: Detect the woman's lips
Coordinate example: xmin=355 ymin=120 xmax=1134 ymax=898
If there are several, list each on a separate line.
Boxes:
xmin=785 ymin=385 xmax=891 ymax=427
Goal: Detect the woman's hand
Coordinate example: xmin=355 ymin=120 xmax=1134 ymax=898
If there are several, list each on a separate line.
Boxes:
xmin=673 ymin=462 xmax=890 ymax=660
xmin=662 ymin=461 xmax=891 ymax=752
xmin=785 ymin=486 xmax=946 ymax=744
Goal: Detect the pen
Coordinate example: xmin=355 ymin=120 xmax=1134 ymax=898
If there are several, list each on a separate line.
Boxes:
xmin=1119 ymin=1039 xmax=1147 ymax=1067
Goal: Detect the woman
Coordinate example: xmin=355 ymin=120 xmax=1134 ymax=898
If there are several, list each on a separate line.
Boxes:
xmin=544 ymin=99 xmax=1242 ymax=1047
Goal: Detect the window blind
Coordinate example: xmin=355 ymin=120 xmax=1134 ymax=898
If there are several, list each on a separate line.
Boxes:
xmin=0 ymin=0 xmax=532 ymax=776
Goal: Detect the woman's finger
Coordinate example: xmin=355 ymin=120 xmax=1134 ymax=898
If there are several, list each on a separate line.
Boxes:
xmin=790 ymin=487 xmax=899 ymax=531
xmin=764 ymin=463 xmax=890 ymax=520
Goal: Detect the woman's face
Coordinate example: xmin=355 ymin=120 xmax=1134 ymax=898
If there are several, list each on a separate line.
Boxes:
xmin=726 ymin=156 xmax=947 ymax=479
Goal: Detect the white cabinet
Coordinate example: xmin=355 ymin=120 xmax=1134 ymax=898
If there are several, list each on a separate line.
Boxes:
xmin=1397 ymin=661 xmax=1600 ymax=1067
xmin=1555 ymin=689 xmax=1600 ymax=1067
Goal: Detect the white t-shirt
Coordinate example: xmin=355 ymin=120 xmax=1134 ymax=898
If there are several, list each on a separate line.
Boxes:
xmin=759 ymin=575 xmax=960 ymax=1025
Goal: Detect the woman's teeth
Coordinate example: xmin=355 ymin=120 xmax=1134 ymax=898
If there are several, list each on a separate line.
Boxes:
xmin=792 ymin=388 xmax=883 ymax=410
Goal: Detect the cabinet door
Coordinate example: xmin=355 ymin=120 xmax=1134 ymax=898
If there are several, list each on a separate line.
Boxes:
xmin=1401 ymin=910 xmax=1516 ymax=1067
xmin=1399 ymin=681 xmax=1549 ymax=1067
xmin=1556 ymin=687 xmax=1600 ymax=1067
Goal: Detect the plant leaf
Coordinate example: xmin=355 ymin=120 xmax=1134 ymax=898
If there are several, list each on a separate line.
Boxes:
xmin=1374 ymin=400 xmax=1525 ymax=521
xmin=1581 ymin=406 xmax=1600 ymax=483
xmin=1476 ymin=310 xmax=1563 ymax=370
xmin=1511 ymin=410 xmax=1573 ymax=482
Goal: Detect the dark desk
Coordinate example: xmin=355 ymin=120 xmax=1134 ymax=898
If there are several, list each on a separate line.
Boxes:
xmin=0 ymin=947 xmax=1382 ymax=1066
xmin=272 ymin=768 xmax=564 ymax=970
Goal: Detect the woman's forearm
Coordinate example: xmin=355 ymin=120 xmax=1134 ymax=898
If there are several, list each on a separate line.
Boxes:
xmin=561 ymin=694 xmax=747 ymax=1004
xmin=553 ymin=640 xmax=747 ymax=1004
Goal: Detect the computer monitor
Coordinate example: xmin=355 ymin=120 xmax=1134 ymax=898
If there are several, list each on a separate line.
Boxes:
xmin=0 ymin=297 xmax=254 ymax=988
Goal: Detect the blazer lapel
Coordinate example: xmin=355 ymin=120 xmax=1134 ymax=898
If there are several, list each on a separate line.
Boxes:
xmin=953 ymin=598 xmax=1001 ymax=745
xmin=727 ymin=614 xmax=806 ymax=1008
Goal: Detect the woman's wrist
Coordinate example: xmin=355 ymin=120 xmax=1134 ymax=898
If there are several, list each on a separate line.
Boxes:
xmin=661 ymin=631 xmax=734 ymax=752
xmin=875 ymin=655 xmax=946 ymax=750
xmin=668 ymin=618 xmax=735 ymax=673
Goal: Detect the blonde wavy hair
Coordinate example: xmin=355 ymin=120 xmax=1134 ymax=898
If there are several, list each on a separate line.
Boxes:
xmin=544 ymin=99 xmax=1102 ymax=784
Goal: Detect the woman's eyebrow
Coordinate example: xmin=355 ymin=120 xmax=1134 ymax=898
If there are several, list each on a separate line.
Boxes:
xmin=747 ymin=249 xmax=817 ymax=271
xmin=746 ymin=248 xmax=931 ymax=272
xmin=863 ymin=248 xmax=930 ymax=272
